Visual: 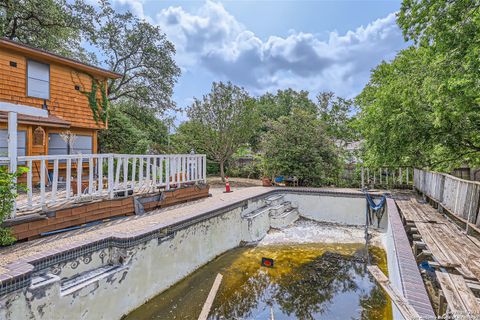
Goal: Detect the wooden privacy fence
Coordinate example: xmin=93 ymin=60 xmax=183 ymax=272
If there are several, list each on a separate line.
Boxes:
xmin=414 ymin=168 xmax=480 ymax=227
xmin=3 ymin=153 xmax=207 ymax=216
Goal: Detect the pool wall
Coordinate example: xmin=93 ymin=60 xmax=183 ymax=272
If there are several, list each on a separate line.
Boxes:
xmin=0 ymin=189 xmax=434 ymax=320
xmin=283 ymin=192 xmax=388 ymax=228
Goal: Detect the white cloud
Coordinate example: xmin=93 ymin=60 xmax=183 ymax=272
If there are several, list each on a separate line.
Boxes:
xmin=154 ymin=1 xmax=406 ymax=98
xmin=111 ymin=0 xmax=146 ymax=18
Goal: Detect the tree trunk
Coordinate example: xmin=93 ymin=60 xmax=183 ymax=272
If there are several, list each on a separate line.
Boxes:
xmin=220 ymin=160 xmax=225 ymax=182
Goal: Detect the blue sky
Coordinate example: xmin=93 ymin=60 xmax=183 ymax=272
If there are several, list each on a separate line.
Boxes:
xmin=111 ymin=0 xmax=407 ymax=120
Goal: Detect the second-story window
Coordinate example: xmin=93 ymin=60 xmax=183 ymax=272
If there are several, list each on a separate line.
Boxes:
xmin=27 ymin=60 xmax=50 ymax=99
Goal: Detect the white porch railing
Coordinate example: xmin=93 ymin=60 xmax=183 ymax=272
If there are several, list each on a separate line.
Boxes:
xmin=13 ymin=153 xmax=207 ymax=214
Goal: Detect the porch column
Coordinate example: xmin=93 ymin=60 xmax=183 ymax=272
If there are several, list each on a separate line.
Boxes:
xmin=8 ymin=111 xmax=17 ymax=218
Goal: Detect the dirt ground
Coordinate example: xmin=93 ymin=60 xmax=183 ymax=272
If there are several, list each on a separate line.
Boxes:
xmin=207 ymin=176 xmax=263 ymax=188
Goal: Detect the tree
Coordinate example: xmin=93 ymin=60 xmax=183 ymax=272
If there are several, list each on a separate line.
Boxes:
xmin=261 ymin=108 xmax=340 ymax=186
xmin=356 ymin=47 xmax=437 ymax=167
xmin=0 ymin=0 xmax=94 ymax=60
xmin=98 ymin=102 xmax=168 ymax=154
xmin=251 ymin=89 xmax=317 ymax=150
xmin=317 ymin=91 xmax=357 ymax=148
xmin=356 ymin=0 xmax=480 ymax=170
xmin=88 ymin=0 xmax=180 ymax=112
xmin=182 ymin=82 xmax=257 ymax=180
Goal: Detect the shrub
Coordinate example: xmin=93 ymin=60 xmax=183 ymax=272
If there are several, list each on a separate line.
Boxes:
xmin=261 ymin=108 xmax=341 ymax=186
xmin=0 ymin=166 xmax=27 ymax=246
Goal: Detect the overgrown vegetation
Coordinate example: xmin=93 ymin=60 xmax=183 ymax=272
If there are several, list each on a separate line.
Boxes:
xmin=81 ymin=76 xmax=109 ymax=124
xmin=261 ymin=108 xmax=340 ymax=186
xmin=173 ymin=86 xmax=354 ymax=186
xmin=173 ymin=82 xmax=258 ymax=181
xmin=356 ymin=0 xmax=480 ymax=171
xmin=0 ymin=167 xmax=27 ymax=246
xmin=98 ymin=102 xmax=169 ymax=154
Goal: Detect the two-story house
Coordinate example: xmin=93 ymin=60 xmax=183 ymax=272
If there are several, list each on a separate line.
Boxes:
xmin=0 ymin=38 xmax=121 ymax=181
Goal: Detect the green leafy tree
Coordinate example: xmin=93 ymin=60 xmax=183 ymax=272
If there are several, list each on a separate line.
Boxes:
xmin=317 ymin=91 xmax=358 ymax=149
xmin=88 ymin=0 xmax=180 ymax=112
xmin=261 ymin=108 xmax=340 ymax=186
xmin=356 ymin=47 xmax=437 ymax=167
xmin=98 ymin=102 xmax=168 ymax=154
xmin=0 ymin=0 xmax=95 ymax=61
xmin=251 ymin=89 xmax=317 ymax=150
xmin=356 ymin=0 xmax=480 ymax=170
xmin=177 ymin=82 xmax=257 ymax=180
xmin=171 ymin=121 xmax=206 ymax=155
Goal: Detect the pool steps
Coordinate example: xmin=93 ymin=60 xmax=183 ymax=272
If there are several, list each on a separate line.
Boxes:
xmin=241 ymin=194 xmax=299 ymax=242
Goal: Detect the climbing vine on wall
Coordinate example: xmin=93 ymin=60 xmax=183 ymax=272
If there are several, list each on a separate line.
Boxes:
xmin=81 ymin=76 xmax=109 ymax=124
xmin=72 ymin=72 xmax=110 ymax=124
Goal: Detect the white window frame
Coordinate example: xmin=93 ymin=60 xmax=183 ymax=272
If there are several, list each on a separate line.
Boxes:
xmin=26 ymin=59 xmax=50 ymax=100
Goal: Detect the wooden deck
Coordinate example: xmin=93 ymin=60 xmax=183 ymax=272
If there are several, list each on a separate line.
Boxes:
xmin=395 ymin=193 xmax=480 ymax=316
xmin=436 ymin=271 xmax=480 ymax=316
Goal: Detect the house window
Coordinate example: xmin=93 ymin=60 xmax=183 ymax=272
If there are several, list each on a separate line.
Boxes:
xmin=27 ymin=60 xmax=50 ymax=99
xmin=48 ymin=134 xmax=93 ymax=156
xmin=0 ymin=130 xmax=27 ymax=157
xmin=72 ymin=135 xmax=93 ymax=154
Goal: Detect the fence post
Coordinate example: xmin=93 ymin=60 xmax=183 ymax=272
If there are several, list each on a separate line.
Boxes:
xmin=8 ymin=112 xmax=17 ymax=218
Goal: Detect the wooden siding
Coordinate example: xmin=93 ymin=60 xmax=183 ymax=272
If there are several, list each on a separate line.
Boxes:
xmin=0 ymin=48 xmax=107 ymax=129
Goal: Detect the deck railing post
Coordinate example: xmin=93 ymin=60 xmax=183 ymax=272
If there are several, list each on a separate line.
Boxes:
xmin=66 ymin=158 xmax=72 ymax=199
xmin=108 ymin=154 xmax=114 ymax=199
xmin=8 ymin=112 xmax=17 ymax=218
xmin=165 ymin=156 xmax=170 ymax=190
xmin=203 ymin=155 xmax=207 ymax=183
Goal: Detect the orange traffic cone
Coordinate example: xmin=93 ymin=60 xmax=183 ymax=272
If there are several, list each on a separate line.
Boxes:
xmin=224 ymin=176 xmax=232 ymax=193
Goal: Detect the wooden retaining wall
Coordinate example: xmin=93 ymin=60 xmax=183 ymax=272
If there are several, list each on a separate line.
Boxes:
xmin=414 ymin=169 xmax=480 ymax=226
xmin=4 ymin=185 xmax=210 ymax=241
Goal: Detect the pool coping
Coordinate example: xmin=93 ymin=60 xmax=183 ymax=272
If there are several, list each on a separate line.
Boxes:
xmin=386 ymin=198 xmax=436 ymax=319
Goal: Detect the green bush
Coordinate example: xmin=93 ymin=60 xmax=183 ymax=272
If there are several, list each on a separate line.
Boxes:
xmin=206 ymin=161 xmax=220 ymax=176
xmin=261 ymin=108 xmax=341 ymax=186
xmin=227 ymin=158 xmax=262 ymax=179
xmin=0 ymin=166 xmax=27 ymax=246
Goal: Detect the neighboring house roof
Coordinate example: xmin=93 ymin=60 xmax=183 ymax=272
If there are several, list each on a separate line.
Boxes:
xmin=0 ymin=111 xmax=70 ymax=128
xmin=0 ymin=38 xmax=122 ymax=79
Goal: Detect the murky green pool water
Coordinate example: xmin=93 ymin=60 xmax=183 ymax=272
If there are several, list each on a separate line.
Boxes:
xmin=125 ymin=243 xmax=392 ymax=320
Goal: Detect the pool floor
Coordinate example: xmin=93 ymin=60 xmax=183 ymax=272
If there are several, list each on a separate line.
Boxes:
xmin=125 ymin=243 xmax=392 ymax=320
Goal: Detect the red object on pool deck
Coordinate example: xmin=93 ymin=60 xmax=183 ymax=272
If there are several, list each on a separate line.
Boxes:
xmin=261 ymin=257 xmax=274 ymax=268
xmin=224 ymin=176 xmax=232 ymax=193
